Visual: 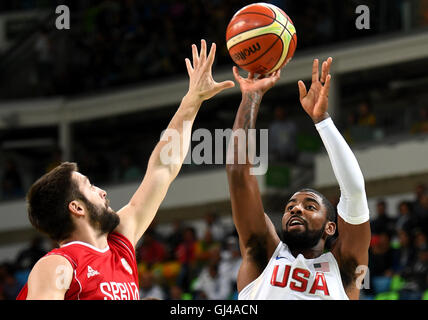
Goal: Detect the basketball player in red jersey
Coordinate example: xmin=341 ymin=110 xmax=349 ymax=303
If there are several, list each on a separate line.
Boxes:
xmin=16 ymin=39 xmax=235 ymax=300
xmin=226 ymin=58 xmax=371 ymax=300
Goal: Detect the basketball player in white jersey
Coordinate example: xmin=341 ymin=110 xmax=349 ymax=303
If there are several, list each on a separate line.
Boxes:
xmin=226 ymin=58 xmax=371 ymax=300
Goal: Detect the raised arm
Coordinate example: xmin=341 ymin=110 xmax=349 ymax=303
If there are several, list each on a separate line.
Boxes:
xmin=226 ymin=67 xmax=281 ymax=291
xmin=298 ymin=58 xmax=371 ymax=298
xmin=115 ymin=40 xmax=235 ymax=247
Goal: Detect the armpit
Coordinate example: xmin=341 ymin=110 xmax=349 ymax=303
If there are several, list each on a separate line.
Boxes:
xmin=246 ymin=234 xmax=269 ymax=273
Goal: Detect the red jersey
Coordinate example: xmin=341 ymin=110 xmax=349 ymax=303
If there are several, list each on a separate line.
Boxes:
xmin=16 ymin=232 xmax=140 ymax=300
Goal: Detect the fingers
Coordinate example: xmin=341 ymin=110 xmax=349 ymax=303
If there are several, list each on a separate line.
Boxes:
xmin=320 ymin=74 xmax=331 ymax=99
xmin=232 ymin=66 xmax=242 ymax=82
xmin=205 ymin=42 xmax=216 ymax=70
xmin=191 ymin=39 xmax=217 ymax=71
xmin=312 ymin=59 xmax=319 ymax=84
xmin=192 ymin=44 xmax=199 ymax=69
xmin=320 ymin=57 xmax=332 ymax=83
xmin=185 ymin=58 xmax=193 ymax=76
xmin=199 ymin=39 xmax=207 ymax=65
xmin=298 ymin=80 xmax=307 ymax=101
xmin=216 ymin=80 xmax=235 ymax=92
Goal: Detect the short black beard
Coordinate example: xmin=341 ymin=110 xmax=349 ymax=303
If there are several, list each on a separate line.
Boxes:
xmin=84 ymin=199 xmax=120 ymax=235
xmin=281 ymin=222 xmax=326 ymax=253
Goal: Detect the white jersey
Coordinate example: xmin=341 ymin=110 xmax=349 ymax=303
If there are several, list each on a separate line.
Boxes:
xmin=238 ymin=241 xmax=349 ymax=300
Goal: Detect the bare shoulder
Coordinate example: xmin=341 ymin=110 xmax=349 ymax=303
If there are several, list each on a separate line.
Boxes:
xmin=27 ymin=254 xmax=73 ymax=300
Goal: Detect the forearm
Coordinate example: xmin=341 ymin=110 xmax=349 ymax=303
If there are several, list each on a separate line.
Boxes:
xmin=226 ymin=91 xmax=263 ymax=171
xmin=148 ymin=93 xmax=202 ymax=178
xmin=315 ymin=117 xmax=369 ymax=225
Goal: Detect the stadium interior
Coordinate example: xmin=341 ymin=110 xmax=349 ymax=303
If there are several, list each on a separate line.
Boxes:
xmin=0 ymin=0 xmax=427 ymax=300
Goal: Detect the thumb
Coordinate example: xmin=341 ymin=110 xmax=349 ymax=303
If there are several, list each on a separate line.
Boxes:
xmin=215 ymin=80 xmax=235 ymax=92
xmin=298 ymin=80 xmax=307 ymax=101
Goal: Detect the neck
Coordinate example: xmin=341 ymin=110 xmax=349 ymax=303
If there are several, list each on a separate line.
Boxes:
xmin=60 ymin=227 xmax=108 ymax=250
xmin=289 ymin=241 xmax=325 ymax=259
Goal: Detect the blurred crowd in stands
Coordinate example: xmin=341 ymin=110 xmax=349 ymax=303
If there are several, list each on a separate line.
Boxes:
xmin=365 ymin=183 xmax=428 ymax=299
xmin=3 ymin=0 xmax=426 ymax=98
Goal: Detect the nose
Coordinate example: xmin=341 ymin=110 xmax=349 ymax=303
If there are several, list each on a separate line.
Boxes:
xmin=98 ymin=188 xmax=107 ymax=199
xmin=290 ymin=203 xmax=303 ymax=215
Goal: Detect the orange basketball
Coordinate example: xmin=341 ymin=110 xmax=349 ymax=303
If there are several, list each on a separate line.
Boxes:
xmin=226 ymin=3 xmax=297 ymax=74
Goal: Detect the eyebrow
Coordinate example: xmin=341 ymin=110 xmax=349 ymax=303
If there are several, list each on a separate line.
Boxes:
xmin=286 ymin=197 xmax=320 ymax=206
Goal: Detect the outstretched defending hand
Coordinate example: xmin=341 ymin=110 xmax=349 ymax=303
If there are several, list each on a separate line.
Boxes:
xmin=232 ymin=66 xmax=281 ymax=95
xmin=298 ymin=57 xmax=333 ymax=123
xmin=186 ymin=39 xmax=235 ymax=102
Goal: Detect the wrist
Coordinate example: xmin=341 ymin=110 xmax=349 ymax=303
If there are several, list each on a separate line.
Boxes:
xmin=312 ymin=112 xmax=330 ymax=124
xmin=241 ymin=90 xmax=263 ymax=103
xmin=183 ymin=92 xmax=204 ymax=107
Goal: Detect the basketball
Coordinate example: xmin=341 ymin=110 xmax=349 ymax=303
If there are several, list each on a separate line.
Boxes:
xmin=226 ymin=3 xmax=297 ymax=74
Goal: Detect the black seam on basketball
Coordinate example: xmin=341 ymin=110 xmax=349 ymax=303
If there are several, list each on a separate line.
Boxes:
xmin=235 ymin=12 xmax=287 ymax=29
xmin=283 ymin=24 xmax=295 ymax=39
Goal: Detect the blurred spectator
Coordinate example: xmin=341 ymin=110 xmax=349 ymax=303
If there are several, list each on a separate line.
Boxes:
xmin=1 ymin=159 xmax=24 ymax=200
xmin=400 ymin=245 xmax=428 ymax=299
xmin=368 ymin=232 xmax=395 ymax=294
xmin=200 ymin=212 xmax=225 ymax=243
xmin=395 ymin=201 xmax=418 ymax=234
xmin=175 ymin=227 xmax=200 ymax=293
xmin=268 ymin=106 xmax=298 ymax=163
xmin=192 ymin=247 xmax=232 ymax=300
xmin=139 ymin=270 xmax=165 ymax=300
xmin=218 ymin=236 xmax=242 ymax=298
xmin=371 ymin=199 xmax=396 ymax=236
xmin=197 ymin=228 xmax=221 ymax=265
xmin=392 ymin=229 xmax=416 ymax=274
xmin=349 ymin=101 xmax=378 ymax=143
xmin=168 ymin=284 xmax=184 ymax=300
xmin=412 ymin=184 xmax=428 ymax=235
xmin=137 ymin=229 xmax=167 ymax=267
xmin=356 ymin=101 xmax=376 ymax=127
xmin=414 ymin=229 xmax=428 ymax=253
xmin=165 ymin=219 xmax=184 ymax=259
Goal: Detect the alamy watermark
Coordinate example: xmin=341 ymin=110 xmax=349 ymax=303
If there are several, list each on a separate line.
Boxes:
xmin=355 ymin=5 xmax=370 ymax=30
xmin=159 ymin=121 xmax=269 ymax=175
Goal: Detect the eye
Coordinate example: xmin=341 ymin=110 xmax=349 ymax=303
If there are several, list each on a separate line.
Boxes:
xmin=286 ymin=205 xmax=294 ymax=211
xmin=306 ymin=205 xmax=316 ymax=210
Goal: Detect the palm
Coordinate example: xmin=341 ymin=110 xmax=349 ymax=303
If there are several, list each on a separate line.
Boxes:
xmin=298 ymin=57 xmax=332 ymax=122
xmin=301 ymin=82 xmax=327 ymax=118
xmin=233 ymin=67 xmax=281 ymax=95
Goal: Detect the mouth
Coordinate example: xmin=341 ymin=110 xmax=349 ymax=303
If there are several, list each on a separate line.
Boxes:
xmin=287 ymin=217 xmax=306 ymax=228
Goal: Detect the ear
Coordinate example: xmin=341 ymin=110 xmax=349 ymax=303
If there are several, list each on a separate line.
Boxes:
xmin=69 ymin=200 xmax=85 ymax=217
xmin=324 ymin=221 xmax=336 ymax=237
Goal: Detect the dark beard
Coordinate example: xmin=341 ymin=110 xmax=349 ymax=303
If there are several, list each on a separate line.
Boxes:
xmin=281 ymin=222 xmax=326 ymax=252
xmin=84 ymin=199 xmax=120 ymax=235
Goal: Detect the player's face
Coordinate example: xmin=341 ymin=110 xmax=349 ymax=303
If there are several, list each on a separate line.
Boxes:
xmin=281 ymin=191 xmax=329 ymax=249
xmin=73 ymin=172 xmax=120 ymax=234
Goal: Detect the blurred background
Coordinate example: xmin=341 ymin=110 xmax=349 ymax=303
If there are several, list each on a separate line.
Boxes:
xmin=0 ymin=0 xmax=427 ymax=300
